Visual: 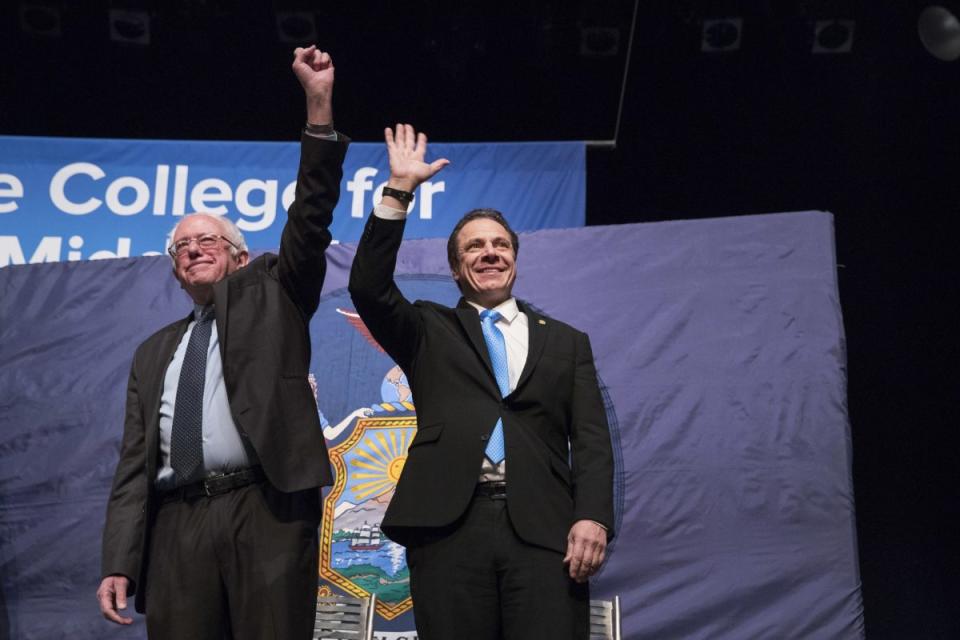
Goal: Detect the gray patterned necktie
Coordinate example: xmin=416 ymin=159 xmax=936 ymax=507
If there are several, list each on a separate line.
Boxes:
xmin=170 ymin=308 xmax=213 ymax=485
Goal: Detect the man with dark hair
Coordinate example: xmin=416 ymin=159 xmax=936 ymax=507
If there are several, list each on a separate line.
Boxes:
xmin=349 ymin=124 xmax=614 ymax=640
xmin=445 ymin=208 xmax=520 ymax=273
xmin=96 ymin=45 xmax=348 ymax=639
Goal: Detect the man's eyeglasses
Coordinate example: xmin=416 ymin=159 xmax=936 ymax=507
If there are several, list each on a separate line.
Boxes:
xmin=168 ymin=233 xmax=240 ymax=258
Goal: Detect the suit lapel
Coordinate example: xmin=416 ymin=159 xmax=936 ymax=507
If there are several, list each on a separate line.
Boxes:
xmin=213 ymin=278 xmax=230 ymax=354
xmin=143 ymin=316 xmax=191 ymax=479
xmin=456 ymin=298 xmax=548 ymax=397
xmin=514 ymin=301 xmax=548 ymax=396
xmin=454 ymin=298 xmax=497 ymax=380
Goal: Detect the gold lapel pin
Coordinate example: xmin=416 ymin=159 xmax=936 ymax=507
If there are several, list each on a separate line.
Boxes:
xmin=538 ymin=319 xmax=546 ymax=325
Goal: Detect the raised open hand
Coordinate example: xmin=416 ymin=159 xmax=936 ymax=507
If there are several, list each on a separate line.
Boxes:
xmin=384 ymin=124 xmax=450 ymax=193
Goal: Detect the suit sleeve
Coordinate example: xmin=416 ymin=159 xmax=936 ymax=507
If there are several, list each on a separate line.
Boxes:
xmin=348 ymin=213 xmax=423 ymax=373
xmin=276 ymin=132 xmax=350 ymax=320
xmin=569 ymin=331 xmax=616 ymax=538
xmin=100 ymin=355 xmax=150 ymax=593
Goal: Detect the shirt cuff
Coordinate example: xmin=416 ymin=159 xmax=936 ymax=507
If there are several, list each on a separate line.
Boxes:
xmin=303 ymin=129 xmax=339 ymax=141
xmin=374 ymin=203 xmax=408 ymax=220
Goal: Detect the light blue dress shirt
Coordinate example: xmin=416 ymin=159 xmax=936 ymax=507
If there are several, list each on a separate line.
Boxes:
xmin=156 ymin=304 xmax=254 ymax=488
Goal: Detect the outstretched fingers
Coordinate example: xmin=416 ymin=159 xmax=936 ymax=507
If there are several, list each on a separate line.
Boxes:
xmin=383 ymin=123 xmax=450 ymax=189
xmin=430 ymin=157 xmax=451 ymax=173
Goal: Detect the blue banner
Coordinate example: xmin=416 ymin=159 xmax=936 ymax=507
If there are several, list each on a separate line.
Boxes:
xmin=0 ymin=135 xmax=584 ymax=267
xmin=0 ymin=212 xmax=864 ymax=638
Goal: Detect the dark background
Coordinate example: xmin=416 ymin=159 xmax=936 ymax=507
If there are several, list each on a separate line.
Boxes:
xmin=2 ymin=1 xmax=957 ymax=637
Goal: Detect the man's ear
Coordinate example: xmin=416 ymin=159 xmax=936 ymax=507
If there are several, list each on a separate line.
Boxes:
xmin=236 ymin=251 xmax=250 ymax=268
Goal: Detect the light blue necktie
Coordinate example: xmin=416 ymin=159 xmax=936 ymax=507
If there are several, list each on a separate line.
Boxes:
xmin=480 ymin=309 xmax=509 ymax=463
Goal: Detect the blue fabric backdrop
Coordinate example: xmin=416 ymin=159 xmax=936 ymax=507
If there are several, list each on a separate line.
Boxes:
xmin=0 ymin=211 xmax=864 ymax=638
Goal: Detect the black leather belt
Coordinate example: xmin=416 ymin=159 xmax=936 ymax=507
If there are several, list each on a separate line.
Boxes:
xmin=161 ymin=466 xmax=265 ymax=503
xmin=474 ymin=482 xmax=507 ymax=499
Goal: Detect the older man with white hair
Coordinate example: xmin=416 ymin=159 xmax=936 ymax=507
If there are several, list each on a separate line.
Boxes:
xmin=96 ymin=45 xmax=348 ymax=639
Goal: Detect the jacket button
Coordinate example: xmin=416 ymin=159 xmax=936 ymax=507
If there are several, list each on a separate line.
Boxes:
xmin=480 ymin=434 xmax=489 ymax=441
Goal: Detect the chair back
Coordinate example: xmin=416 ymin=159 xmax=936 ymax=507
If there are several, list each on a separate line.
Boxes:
xmin=589 ymin=595 xmax=622 ymax=640
xmin=313 ymin=593 xmax=377 ymax=640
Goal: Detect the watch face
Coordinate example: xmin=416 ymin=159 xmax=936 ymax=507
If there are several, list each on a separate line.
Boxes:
xmin=384 ymin=187 xmax=412 ymax=201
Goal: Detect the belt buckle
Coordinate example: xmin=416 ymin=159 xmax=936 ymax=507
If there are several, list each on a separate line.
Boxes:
xmin=202 ymin=473 xmax=229 ymax=497
xmin=476 ymin=482 xmax=507 ymax=499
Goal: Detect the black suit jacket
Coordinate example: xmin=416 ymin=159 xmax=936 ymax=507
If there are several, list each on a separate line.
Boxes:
xmin=348 ymin=214 xmax=615 ymax=553
xmin=100 ymin=133 xmax=349 ymax=612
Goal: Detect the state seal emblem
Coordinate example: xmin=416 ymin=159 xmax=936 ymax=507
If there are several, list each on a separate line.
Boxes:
xmin=312 ymin=309 xmax=417 ymax=620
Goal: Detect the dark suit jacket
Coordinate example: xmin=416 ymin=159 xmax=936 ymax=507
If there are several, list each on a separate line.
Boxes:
xmin=100 ymin=133 xmax=349 ymax=612
xmin=348 ymin=214 xmax=615 ymax=554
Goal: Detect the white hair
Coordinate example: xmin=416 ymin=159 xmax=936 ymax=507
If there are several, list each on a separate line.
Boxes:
xmin=167 ymin=213 xmax=248 ymax=263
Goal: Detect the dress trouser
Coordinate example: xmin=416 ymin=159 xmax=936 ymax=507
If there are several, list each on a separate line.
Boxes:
xmin=406 ymin=493 xmax=590 ymax=640
xmin=144 ymin=482 xmax=320 ymax=640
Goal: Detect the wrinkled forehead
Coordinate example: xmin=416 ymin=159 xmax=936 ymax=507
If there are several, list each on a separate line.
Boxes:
xmin=173 ymin=214 xmax=225 ymax=241
xmin=456 ymin=218 xmax=511 ymax=246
